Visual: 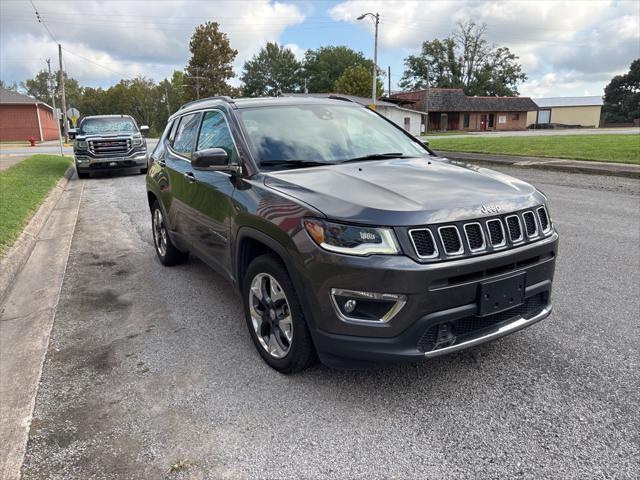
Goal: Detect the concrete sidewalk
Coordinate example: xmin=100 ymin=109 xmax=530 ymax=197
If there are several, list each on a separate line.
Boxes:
xmin=436 ymin=151 xmax=640 ymax=178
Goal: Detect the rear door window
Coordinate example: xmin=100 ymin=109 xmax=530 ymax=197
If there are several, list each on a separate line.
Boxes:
xmin=172 ymin=113 xmax=201 ymax=159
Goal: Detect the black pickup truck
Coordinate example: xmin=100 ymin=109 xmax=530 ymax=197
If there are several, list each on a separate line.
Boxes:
xmin=74 ymin=115 xmax=149 ymax=178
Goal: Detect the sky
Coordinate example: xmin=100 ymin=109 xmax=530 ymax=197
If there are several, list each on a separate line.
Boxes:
xmin=1 ymin=0 xmax=639 ymax=98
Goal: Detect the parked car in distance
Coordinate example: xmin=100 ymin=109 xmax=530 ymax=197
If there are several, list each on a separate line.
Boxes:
xmin=74 ymin=114 xmax=149 ymax=179
xmin=146 ymin=96 xmax=559 ymax=373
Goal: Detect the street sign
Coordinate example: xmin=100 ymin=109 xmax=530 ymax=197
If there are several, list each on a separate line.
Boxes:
xmin=67 ymin=107 xmax=80 ymax=126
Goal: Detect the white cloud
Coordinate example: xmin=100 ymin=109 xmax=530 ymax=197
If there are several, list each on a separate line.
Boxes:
xmin=0 ymin=0 xmax=306 ymax=86
xmin=329 ymin=0 xmax=640 ymax=96
xmin=284 ymin=43 xmax=306 ymax=61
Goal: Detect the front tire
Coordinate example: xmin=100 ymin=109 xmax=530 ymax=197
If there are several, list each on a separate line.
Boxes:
xmin=151 ymin=201 xmax=188 ymax=266
xmin=242 ymin=254 xmax=316 ymax=373
xmin=76 ymin=166 xmax=89 ymax=179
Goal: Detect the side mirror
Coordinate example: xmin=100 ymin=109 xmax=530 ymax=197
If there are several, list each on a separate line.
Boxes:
xmin=139 ymin=125 xmax=150 ymax=137
xmin=192 ymin=148 xmax=241 ymax=174
xmin=422 ymin=139 xmax=430 ymax=147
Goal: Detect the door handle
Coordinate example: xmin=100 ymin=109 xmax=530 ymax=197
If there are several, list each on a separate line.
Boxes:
xmin=184 ymin=172 xmax=196 ymax=183
xmin=156 ymin=158 xmax=166 ymax=167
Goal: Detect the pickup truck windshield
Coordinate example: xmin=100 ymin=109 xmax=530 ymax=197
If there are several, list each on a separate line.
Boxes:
xmin=237 ymin=105 xmax=427 ymax=168
xmin=80 ymin=118 xmax=137 ymax=135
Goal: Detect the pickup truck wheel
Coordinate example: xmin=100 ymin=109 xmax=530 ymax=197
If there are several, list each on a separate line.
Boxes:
xmin=76 ymin=166 xmax=89 ymax=179
xmin=243 ymin=254 xmax=316 ymax=373
xmin=151 ymin=201 xmax=188 ymax=266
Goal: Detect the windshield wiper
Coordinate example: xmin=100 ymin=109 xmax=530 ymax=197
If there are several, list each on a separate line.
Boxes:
xmin=260 ymin=160 xmax=333 ymax=169
xmin=342 ymin=153 xmax=414 ymax=163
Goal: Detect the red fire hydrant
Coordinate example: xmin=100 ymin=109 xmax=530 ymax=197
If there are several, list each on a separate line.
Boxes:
xmin=29 ymin=136 xmax=36 ymax=147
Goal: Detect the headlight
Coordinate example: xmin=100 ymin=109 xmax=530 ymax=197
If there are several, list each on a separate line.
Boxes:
xmin=303 ymin=218 xmax=399 ymax=256
xmin=133 ymin=138 xmax=143 ymax=146
xmin=75 ymin=140 xmax=88 ymax=149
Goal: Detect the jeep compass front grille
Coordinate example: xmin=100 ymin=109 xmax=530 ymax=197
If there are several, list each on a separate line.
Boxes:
xmin=406 ymin=205 xmax=552 ymax=262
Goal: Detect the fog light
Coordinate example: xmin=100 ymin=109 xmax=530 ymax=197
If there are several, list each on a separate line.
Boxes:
xmin=330 ymin=288 xmax=406 ymax=324
xmin=344 ymin=299 xmax=357 ymax=313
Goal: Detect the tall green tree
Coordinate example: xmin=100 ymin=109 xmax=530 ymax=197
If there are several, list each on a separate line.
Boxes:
xmin=303 ymin=46 xmax=372 ymax=93
xmin=185 ymin=21 xmax=237 ymax=100
xmin=334 ymin=65 xmax=383 ymax=99
xmin=603 ymin=59 xmax=640 ymax=123
xmin=399 ymin=21 xmax=527 ymax=96
xmin=241 ymin=42 xmax=301 ymax=97
xmin=22 ymin=69 xmax=83 ymax=108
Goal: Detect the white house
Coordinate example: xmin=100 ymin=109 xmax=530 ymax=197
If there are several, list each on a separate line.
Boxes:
xmin=290 ymin=93 xmax=427 ymax=137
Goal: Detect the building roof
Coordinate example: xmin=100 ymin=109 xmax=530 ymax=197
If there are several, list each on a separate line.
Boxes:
xmin=0 ymin=87 xmax=53 ymax=110
xmin=288 ymin=93 xmax=428 ymax=115
xmin=391 ymin=88 xmax=538 ymax=112
xmin=533 ymin=96 xmax=603 ymax=108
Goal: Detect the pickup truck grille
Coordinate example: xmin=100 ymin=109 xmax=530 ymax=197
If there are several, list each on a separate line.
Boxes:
xmin=407 ymin=206 xmax=552 ymax=262
xmin=88 ymin=138 xmax=131 ymax=156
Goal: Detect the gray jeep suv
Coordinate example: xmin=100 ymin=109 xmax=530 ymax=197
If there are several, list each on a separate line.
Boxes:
xmin=74 ymin=114 xmax=149 ymax=178
xmin=146 ymin=96 xmax=558 ymax=373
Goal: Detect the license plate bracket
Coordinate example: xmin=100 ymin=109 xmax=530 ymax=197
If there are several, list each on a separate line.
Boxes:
xmin=478 ymin=272 xmax=526 ymax=317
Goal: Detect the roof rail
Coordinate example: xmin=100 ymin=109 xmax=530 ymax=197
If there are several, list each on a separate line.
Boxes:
xmin=178 ymin=96 xmax=234 ymax=111
xmin=327 ymin=94 xmax=357 ymax=103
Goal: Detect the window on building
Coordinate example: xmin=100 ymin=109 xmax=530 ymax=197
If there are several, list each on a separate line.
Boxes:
xmin=172 ymin=113 xmax=201 ymax=158
xmin=463 ymin=113 xmax=470 ymax=128
xmin=512 ymin=113 xmax=520 ymax=121
xmin=498 ymin=115 xmax=507 ymax=124
xmin=403 ymin=117 xmax=411 ymax=131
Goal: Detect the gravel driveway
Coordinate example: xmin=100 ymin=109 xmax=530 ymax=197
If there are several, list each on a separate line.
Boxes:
xmin=21 ymin=166 xmax=640 ymax=479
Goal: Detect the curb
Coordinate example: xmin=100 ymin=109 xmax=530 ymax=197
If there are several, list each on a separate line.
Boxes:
xmin=0 ymin=165 xmax=75 ymax=305
xmin=436 ymin=151 xmax=640 ymax=179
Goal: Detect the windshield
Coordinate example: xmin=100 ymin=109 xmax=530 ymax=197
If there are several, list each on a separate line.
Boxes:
xmin=237 ymin=104 xmax=428 ymax=168
xmin=79 ymin=117 xmax=137 ymax=135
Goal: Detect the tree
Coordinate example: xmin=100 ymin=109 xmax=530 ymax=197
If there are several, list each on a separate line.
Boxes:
xmin=0 ymin=80 xmax=18 ymax=91
xmin=185 ymin=21 xmax=237 ymax=100
xmin=399 ymin=21 xmax=527 ymax=96
xmin=241 ymin=42 xmax=301 ymax=97
xmin=303 ymin=46 xmax=372 ymax=93
xmin=603 ymin=59 xmax=640 ymax=123
xmin=334 ymin=65 xmax=383 ymax=99
xmin=22 ymin=69 xmax=83 ymax=108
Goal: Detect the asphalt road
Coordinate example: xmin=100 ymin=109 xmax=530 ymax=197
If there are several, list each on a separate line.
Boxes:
xmin=21 ymin=166 xmax=640 ymax=479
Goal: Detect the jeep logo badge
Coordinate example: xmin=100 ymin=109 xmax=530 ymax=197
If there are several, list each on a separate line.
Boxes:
xmin=480 ymin=204 xmax=502 ymax=214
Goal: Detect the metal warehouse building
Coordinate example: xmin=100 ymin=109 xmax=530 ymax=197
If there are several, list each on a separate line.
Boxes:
xmin=527 ymin=96 xmax=603 ymax=128
xmin=0 ymin=88 xmax=60 ymax=142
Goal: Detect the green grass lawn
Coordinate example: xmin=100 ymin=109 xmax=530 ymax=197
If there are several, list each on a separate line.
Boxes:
xmin=428 ymin=134 xmax=640 ymax=164
xmin=0 ymin=155 xmax=71 ymax=256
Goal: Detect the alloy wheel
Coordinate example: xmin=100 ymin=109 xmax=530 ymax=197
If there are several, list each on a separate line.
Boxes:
xmin=153 ymin=208 xmax=168 ymax=257
xmin=248 ymin=273 xmax=293 ymax=359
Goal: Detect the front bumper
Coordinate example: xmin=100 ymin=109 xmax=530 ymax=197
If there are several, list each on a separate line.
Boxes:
xmin=75 ymin=150 xmax=147 ymax=172
xmin=294 ymin=231 xmax=558 ymax=367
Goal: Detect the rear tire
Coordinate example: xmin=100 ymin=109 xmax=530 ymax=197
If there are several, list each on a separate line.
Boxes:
xmin=151 ymin=201 xmax=188 ymax=266
xmin=242 ymin=254 xmax=316 ymax=373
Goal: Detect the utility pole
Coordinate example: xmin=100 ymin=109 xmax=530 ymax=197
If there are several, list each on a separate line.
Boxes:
xmin=46 ymin=58 xmax=64 ymax=156
xmin=388 ymin=66 xmax=391 ymax=97
xmin=424 ymin=64 xmax=429 ymax=135
xmin=357 ymin=12 xmax=380 ymax=106
xmin=165 ymin=85 xmax=171 ymax=116
xmin=58 ymin=44 xmax=69 ymax=142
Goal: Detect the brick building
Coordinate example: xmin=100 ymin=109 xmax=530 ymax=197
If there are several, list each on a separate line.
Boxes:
xmin=390 ymin=88 xmax=538 ymax=132
xmin=0 ymin=88 xmax=59 ymax=141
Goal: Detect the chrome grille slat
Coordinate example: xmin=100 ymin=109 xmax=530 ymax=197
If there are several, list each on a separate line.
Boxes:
xmin=463 ymin=223 xmax=485 ymax=252
xmin=505 ymin=215 xmax=523 ymax=243
xmin=88 ymin=138 xmax=132 ymax=156
xmin=486 ymin=219 xmax=506 ymax=248
xmin=438 ymin=226 xmax=464 ymax=256
xmin=408 ymin=228 xmax=438 ymax=259
xmin=537 ymin=206 xmax=550 ymax=233
xmin=523 ymin=211 xmax=538 ymax=238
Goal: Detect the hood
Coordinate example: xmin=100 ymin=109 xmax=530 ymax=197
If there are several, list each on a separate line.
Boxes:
xmin=76 ymin=132 xmax=140 ymax=140
xmin=263 ymin=157 xmax=545 ymax=226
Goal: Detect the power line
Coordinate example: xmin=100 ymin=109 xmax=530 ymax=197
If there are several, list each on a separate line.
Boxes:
xmin=61 ymin=47 xmax=129 ymax=77
xmin=28 ymin=0 xmax=57 ymax=43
